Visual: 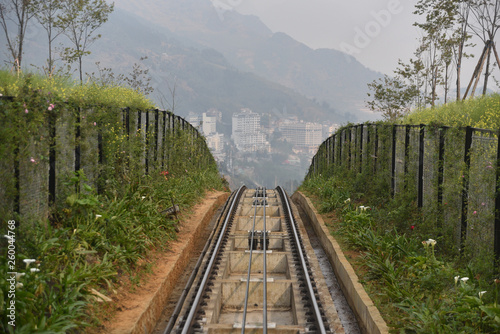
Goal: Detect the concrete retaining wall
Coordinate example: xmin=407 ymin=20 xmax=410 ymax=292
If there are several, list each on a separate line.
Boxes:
xmin=292 ymin=191 xmax=388 ymax=334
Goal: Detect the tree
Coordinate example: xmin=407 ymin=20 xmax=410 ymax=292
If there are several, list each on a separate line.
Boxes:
xmin=467 ymin=0 xmax=500 ymax=95
xmin=414 ymin=0 xmax=463 ymax=106
xmin=29 ymin=0 xmax=68 ymax=76
xmin=60 ymin=0 xmax=114 ymax=82
xmin=366 ymin=75 xmax=421 ymax=121
xmin=0 ymin=0 xmax=36 ymax=71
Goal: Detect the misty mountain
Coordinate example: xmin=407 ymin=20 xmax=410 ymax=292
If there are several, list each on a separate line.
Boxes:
xmin=88 ymin=8 xmax=345 ymax=125
xmin=114 ymin=0 xmax=382 ymax=119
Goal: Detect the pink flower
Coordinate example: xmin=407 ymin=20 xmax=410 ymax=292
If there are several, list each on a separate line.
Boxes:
xmin=25 ymin=109 xmax=28 ymax=114
xmin=410 ymin=225 xmax=415 ymax=230
xmin=482 ymin=202 xmax=486 ymax=206
xmin=47 ymin=104 xmax=55 ymax=111
xmin=30 ymin=157 xmax=36 ymax=163
xmin=473 ymin=211 xmax=477 ymax=215
xmin=93 ymin=122 xmax=97 ymax=126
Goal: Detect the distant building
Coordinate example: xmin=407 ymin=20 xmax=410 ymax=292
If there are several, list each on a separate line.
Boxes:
xmin=279 ymin=120 xmax=323 ymax=149
xmin=206 ymin=133 xmax=225 ymax=162
xmin=231 ymin=108 xmax=270 ymax=152
xmin=202 ymin=112 xmax=217 ymax=136
xmin=186 ymin=112 xmax=201 ymax=129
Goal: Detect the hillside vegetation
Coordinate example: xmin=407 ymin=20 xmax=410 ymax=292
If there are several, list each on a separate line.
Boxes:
xmin=302 ymin=96 xmax=500 ymax=332
xmin=404 ymin=93 xmax=500 ymax=129
xmin=0 ymin=70 xmax=226 ymax=333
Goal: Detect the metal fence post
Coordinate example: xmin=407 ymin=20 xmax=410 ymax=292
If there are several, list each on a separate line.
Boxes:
xmin=461 ymin=126 xmax=473 ymax=252
xmin=437 ymin=127 xmax=447 ymax=228
xmin=48 ymin=110 xmax=57 ymax=205
xmin=417 ymin=124 xmax=425 ymax=208
xmin=145 ymin=111 xmax=149 ymax=175
xmin=391 ymin=125 xmax=397 ymax=196
xmin=494 ymin=129 xmax=500 ymax=260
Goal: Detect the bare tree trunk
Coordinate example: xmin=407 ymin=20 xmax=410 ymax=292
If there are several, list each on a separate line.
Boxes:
xmin=457 ymin=43 xmax=463 ymax=101
xmin=482 ymin=41 xmax=492 ymax=95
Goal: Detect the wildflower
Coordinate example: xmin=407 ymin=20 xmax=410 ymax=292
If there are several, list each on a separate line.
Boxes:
xmin=16 ymin=282 xmax=23 ymax=288
xmin=23 ymin=259 xmax=36 ymax=268
xmin=95 ymin=214 xmax=102 ymax=219
xmin=30 ymin=157 xmax=36 ymax=163
xmin=344 ymin=198 xmax=351 ymax=204
xmin=93 ymin=122 xmax=97 ymax=126
xmin=410 ymin=225 xmax=415 ymax=230
xmin=479 ymin=291 xmax=487 ymax=299
xmin=454 ymin=276 xmax=460 ymax=285
xmin=461 ymin=277 xmax=469 ymax=283
xmin=30 ymin=268 xmax=40 ymax=273
xmin=427 ymin=239 xmax=437 ymax=246
xmin=473 ymin=211 xmax=477 ymax=215
xmin=482 ymin=202 xmax=486 ymax=206
xmin=141 ymin=196 xmax=146 ymax=200
xmin=48 ymin=103 xmax=55 ymax=111
xmin=25 ymin=109 xmax=28 ymax=114
xmin=16 ymin=273 xmax=25 ymax=280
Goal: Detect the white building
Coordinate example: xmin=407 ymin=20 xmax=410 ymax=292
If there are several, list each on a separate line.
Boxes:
xmin=206 ymin=133 xmax=226 ymax=162
xmin=279 ymin=120 xmax=324 ymax=149
xmin=232 ymin=109 xmax=269 ymax=152
xmin=186 ymin=112 xmax=201 ymax=129
xmin=202 ymin=112 xmax=217 ymax=136
xmin=206 ymin=133 xmax=225 ymax=152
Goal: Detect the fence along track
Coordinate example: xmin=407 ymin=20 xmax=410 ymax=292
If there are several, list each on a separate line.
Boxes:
xmin=166 ymin=187 xmax=339 ymax=333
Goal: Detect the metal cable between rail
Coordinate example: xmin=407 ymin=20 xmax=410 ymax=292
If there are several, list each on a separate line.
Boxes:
xmin=262 ymin=187 xmax=268 ymax=334
xmin=240 ymin=191 xmax=258 ymax=334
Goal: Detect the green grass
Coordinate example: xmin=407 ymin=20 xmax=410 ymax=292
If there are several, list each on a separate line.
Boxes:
xmin=300 ymin=174 xmax=500 ymax=333
xmin=0 ymin=69 xmax=227 ymax=333
xmin=404 ymin=93 xmax=500 ymax=130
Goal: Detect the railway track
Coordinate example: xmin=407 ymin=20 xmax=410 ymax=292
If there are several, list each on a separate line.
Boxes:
xmin=162 ymin=186 xmax=343 ymax=334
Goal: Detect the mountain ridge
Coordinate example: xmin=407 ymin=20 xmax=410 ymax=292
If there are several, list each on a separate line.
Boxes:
xmin=114 ymin=0 xmax=382 ymax=120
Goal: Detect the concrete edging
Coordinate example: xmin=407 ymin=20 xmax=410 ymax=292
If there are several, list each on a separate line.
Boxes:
xmin=292 ymin=191 xmax=389 ymax=334
xmin=128 ymin=192 xmax=230 ymax=334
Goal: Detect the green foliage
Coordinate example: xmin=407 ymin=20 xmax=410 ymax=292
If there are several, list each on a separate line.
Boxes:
xmin=366 ymin=74 xmax=421 ymax=121
xmin=404 ymin=93 xmax=500 ymax=130
xmin=59 ymin=0 xmax=114 ymax=82
xmin=301 ymin=186 xmax=500 ymax=332
xmin=0 ymin=69 xmax=226 ymax=332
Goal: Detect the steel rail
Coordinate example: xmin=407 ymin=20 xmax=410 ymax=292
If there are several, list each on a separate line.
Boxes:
xmin=162 ymin=191 xmax=234 ymax=334
xmin=262 ymin=187 xmax=268 ymax=334
xmin=180 ymin=185 xmax=246 ymax=334
xmin=277 ymin=186 xmax=327 ymax=334
xmin=240 ymin=191 xmax=259 ymax=334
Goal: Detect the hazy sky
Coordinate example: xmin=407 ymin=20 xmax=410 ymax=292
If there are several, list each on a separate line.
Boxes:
xmin=225 ymin=0 xmax=420 ymax=74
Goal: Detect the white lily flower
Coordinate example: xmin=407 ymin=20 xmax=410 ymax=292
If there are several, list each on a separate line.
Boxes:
xmin=479 ymin=291 xmax=487 ymax=298
xmin=141 ymin=196 xmax=146 ymax=200
xmin=95 ymin=214 xmax=102 ymax=219
xmin=344 ymin=198 xmax=351 ymax=203
xmin=461 ymin=277 xmax=469 ymax=283
xmin=16 ymin=282 xmax=23 ymax=288
xmin=30 ymin=268 xmax=40 ymax=273
xmin=16 ymin=273 xmax=25 ymax=280
xmin=23 ymin=259 xmax=36 ymax=268
xmin=454 ymin=276 xmax=460 ymax=285
xmin=427 ymin=239 xmax=437 ymax=246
